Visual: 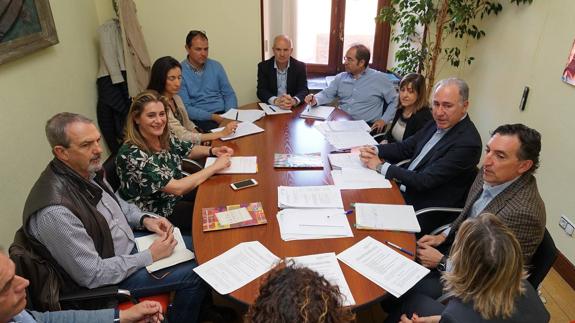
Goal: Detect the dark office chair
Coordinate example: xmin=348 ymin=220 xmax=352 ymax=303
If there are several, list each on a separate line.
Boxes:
xmin=527 ymin=229 xmax=557 ymax=289
xmin=414 ymin=207 xmax=463 ymax=237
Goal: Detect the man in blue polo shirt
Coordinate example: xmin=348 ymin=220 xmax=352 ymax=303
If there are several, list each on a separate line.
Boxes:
xmin=179 ymin=30 xmax=238 ymax=131
xmin=304 ymin=44 xmax=398 ymax=132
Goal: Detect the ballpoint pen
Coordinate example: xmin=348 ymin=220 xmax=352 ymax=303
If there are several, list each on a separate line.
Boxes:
xmin=268 ymin=105 xmax=276 ymax=112
xmin=235 ymin=111 xmax=239 ymax=120
xmin=384 ymin=240 xmax=414 ymax=257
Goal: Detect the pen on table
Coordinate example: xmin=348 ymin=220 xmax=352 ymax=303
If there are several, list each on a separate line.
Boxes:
xmin=268 ymin=105 xmax=276 ymax=112
xmin=235 ymin=111 xmax=239 ymax=120
xmin=385 ymin=240 xmax=414 ymax=257
xmin=344 ymin=209 xmax=353 ymax=215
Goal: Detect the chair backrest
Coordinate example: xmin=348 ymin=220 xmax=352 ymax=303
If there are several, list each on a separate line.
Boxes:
xmin=527 ymin=229 xmax=557 ymax=288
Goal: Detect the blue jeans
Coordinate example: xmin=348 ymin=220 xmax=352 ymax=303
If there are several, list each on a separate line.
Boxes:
xmin=120 ymin=234 xmax=207 ymax=322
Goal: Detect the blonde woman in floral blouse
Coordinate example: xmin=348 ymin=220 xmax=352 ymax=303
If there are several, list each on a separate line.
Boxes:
xmin=147 ymin=56 xmax=238 ymax=145
xmin=116 ymin=90 xmax=233 ymax=230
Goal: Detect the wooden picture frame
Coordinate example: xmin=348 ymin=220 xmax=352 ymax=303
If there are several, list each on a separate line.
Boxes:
xmin=0 ymin=0 xmax=59 ymax=65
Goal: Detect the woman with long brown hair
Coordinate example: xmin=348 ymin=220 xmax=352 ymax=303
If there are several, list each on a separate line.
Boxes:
xmin=388 ymin=213 xmax=549 ymax=323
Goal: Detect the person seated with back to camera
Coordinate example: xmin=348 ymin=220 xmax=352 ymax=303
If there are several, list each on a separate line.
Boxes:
xmin=116 ymin=90 xmax=233 ymax=232
xmin=245 ymin=263 xmax=355 ymax=323
xmin=148 ymin=56 xmax=238 ymax=145
xmin=380 ymin=73 xmax=432 ymax=144
xmin=385 ymin=214 xmax=549 ymax=323
xmin=256 ymin=34 xmax=309 ymax=109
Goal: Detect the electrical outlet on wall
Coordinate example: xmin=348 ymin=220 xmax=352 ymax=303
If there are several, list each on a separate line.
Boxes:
xmin=560 ymin=214 xmax=574 ymax=237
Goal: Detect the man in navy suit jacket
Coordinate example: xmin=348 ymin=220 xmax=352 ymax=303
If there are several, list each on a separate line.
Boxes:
xmin=360 ymin=78 xmax=482 ymax=232
xmin=257 ymin=35 xmax=309 ymax=109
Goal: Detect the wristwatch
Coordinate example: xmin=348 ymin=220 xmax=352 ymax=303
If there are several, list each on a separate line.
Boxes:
xmin=437 ymin=255 xmax=448 ymax=271
xmin=375 ymin=163 xmax=383 ymax=174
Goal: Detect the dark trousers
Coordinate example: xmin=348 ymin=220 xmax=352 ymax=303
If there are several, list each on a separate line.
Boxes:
xmin=97 ymin=74 xmax=131 ymax=154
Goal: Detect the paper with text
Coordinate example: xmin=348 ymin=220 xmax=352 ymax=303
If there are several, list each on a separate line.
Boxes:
xmin=300 ymin=105 xmax=335 ymax=120
xmin=355 ymin=203 xmax=420 ymax=232
xmin=205 ymin=156 xmax=257 ymax=174
xmin=277 ymin=208 xmax=353 ymax=241
xmin=277 ymin=185 xmax=344 ymax=209
xmin=337 ymin=236 xmax=429 ymax=297
xmin=193 ymin=241 xmax=280 ymax=294
xmin=215 ymin=207 xmax=253 ymax=226
xmin=328 ymin=153 xmax=365 ymax=169
xmin=324 ymin=131 xmax=377 ymax=150
xmin=331 ymin=168 xmax=392 ymax=189
xmin=288 ymin=253 xmax=356 ymax=306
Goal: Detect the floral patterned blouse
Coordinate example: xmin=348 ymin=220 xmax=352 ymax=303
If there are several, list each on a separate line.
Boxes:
xmin=116 ymin=136 xmax=194 ymax=217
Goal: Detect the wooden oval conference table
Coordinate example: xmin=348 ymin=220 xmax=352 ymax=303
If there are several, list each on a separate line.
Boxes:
xmin=192 ymin=102 xmax=415 ymax=310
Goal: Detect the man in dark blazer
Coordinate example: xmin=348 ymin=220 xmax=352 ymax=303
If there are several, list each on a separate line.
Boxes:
xmin=257 ymin=35 xmax=308 ymax=109
xmin=360 ymin=78 xmax=482 ymax=231
xmin=414 ymin=123 xmax=546 ymax=298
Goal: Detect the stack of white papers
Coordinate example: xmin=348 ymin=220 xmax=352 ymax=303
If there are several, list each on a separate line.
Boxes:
xmin=331 ymin=168 xmax=392 ymax=189
xmin=211 ymin=122 xmax=264 ymax=141
xmin=135 ymin=228 xmax=195 ymax=273
xmin=355 ymin=203 xmax=421 ymax=232
xmin=324 ymin=131 xmax=377 ymax=150
xmin=205 ymin=156 xmax=257 ymax=174
xmin=221 ymin=109 xmax=266 ymax=123
xmin=193 ymin=241 xmax=280 ymax=294
xmin=300 ymin=105 xmax=335 ymax=120
xmin=258 ymin=102 xmax=292 ymax=115
xmin=328 ymin=153 xmax=365 ymax=169
xmin=277 ymin=209 xmax=353 ymax=241
xmin=288 ymin=253 xmax=355 ymax=306
xmin=337 ymin=236 xmax=429 ymax=297
xmin=277 ymin=185 xmax=344 ymax=209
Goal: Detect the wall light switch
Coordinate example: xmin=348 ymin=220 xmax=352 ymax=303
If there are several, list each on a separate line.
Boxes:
xmin=560 ymin=215 xmax=575 ymax=237
xmin=566 ymin=223 xmax=574 ymax=237
xmin=559 ymin=216 xmax=568 ymax=229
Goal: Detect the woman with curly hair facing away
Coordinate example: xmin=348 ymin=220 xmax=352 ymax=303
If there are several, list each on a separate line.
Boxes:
xmin=387 ymin=213 xmax=549 ymax=323
xmin=245 ymin=264 xmax=355 ymax=323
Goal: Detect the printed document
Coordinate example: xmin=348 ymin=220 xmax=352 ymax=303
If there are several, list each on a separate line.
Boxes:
xmin=326 ymin=120 xmax=371 ymax=132
xmin=215 ymin=207 xmax=253 ymax=226
xmin=193 ymin=241 xmax=280 ymax=294
xmin=328 ymin=153 xmax=365 ymax=169
xmin=221 ymin=108 xmax=266 ymax=123
xmin=258 ymin=102 xmax=292 ymax=115
xmin=355 ymin=203 xmax=421 ymax=232
xmin=211 ymin=122 xmax=264 ymax=141
xmin=277 ymin=185 xmax=344 ymax=209
xmin=288 ymin=253 xmax=355 ymax=306
xmin=277 ymin=208 xmax=353 ymax=241
xmin=337 ymin=236 xmax=429 ymax=297
xmin=205 ymin=156 xmax=257 ymax=174
xmin=331 ymin=168 xmax=392 ymax=189
xmin=324 ymin=131 xmax=377 ymax=150
xmin=135 ymin=228 xmax=195 ymax=273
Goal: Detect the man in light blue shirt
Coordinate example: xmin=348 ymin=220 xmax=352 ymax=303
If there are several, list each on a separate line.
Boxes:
xmin=304 ymin=44 xmax=398 ymax=132
xmin=179 ymin=30 xmax=238 ymax=131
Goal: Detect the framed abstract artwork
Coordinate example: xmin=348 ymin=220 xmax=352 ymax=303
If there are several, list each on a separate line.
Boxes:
xmin=0 ymin=0 xmax=58 ymax=65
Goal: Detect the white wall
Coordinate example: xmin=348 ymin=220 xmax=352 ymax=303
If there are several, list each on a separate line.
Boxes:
xmin=433 ymin=1 xmax=575 ymax=264
xmin=0 ymin=1 xmax=100 ymax=249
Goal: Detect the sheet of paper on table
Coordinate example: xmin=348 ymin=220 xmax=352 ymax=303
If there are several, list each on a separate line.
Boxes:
xmin=287 ymin=252 xmax=356 ymax=306
xmin=355 ymin=203 xmax=420 ymax=233
xmin=300 ymin=105 xmax=335 ymax=120
xmin=193 ymin=241 xmax=280 ymax=294
xmin=331 ymin=168 xmax=392 ymax=189
xmin=277 ymin=208 xmax=353 ymax=241
xmin=324 ymin=131 xmax=377 ymax=150
xmin=211 ymin=122 xmax=264 ymax=141
xmin=328 ymin=152 xmax=365 ymax=169
xmin=221 ymin=108 xmax=266 ymax=122
xmin=277 ymin=185 xmax=344 ymax=209
xmin=337 ymin=236 xmax=429 ymax=297
xmin=258 ymin=102 xmax=292 ymax=115
xmin=135 ymin=227 xmax=195 ymax=273
xmin=205 ymin=156 xmax=257 ymax=174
